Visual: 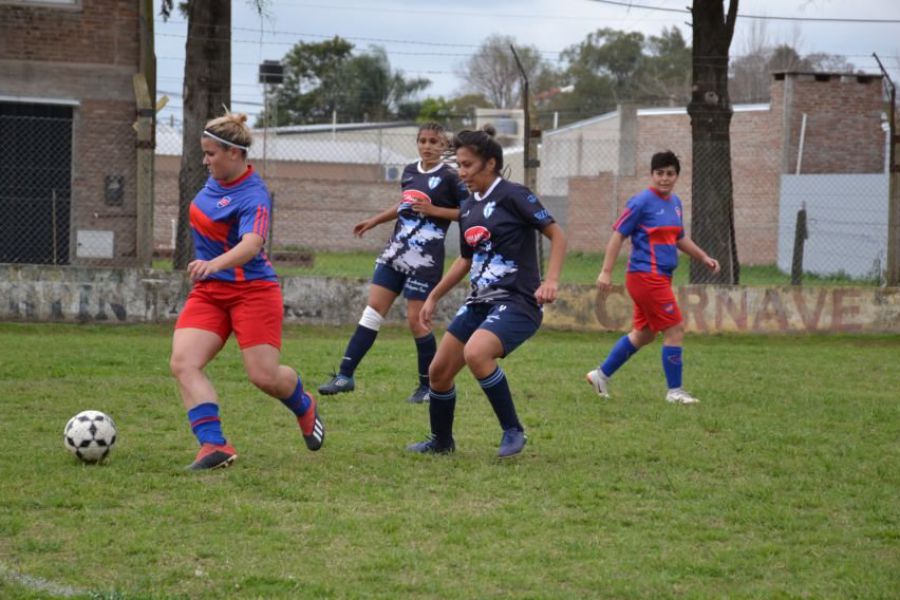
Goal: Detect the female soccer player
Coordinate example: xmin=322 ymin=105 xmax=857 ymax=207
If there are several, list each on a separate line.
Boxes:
xmin=170 ymin=112 xmax=324 ymax=470
xmin=586 ymin=150 xmax=720 ymax=404
xmin=408 ymin=125 xmax=566 ymax=458
xmin=317 ymin=123 xmax=468 ymax=403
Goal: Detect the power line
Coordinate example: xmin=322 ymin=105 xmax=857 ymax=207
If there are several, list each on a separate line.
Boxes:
xmin=587 ymin=0 xmax=900 ymax=24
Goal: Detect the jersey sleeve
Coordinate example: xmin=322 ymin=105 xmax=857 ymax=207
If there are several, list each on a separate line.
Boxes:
xmin=459 ymin=200 xmax=474 ymax=259
xmin=612 ymin=194 xmax=645 ymax=237
xmin=237 ymin=187 xmax=272 ymax=241
xmin=675 ymin=196 xmax=685 ymax=239
xmin=449 ymin=170 xmax=469 ymax=205
xmin=509 ymin=187 xmax=555 ymax=230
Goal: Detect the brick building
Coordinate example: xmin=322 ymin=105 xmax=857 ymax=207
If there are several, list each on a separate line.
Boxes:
xmin=0 ymin=0 xmax=153 ymax=266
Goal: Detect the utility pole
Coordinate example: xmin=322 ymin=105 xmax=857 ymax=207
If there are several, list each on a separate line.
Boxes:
xmin=874 ymin=54 xmax=899 ymax=286
xmin=510 ymin=45 xmax=544 ymax=275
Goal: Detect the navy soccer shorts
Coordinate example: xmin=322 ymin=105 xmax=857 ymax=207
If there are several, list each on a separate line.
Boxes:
xmin=372 ymin=263 xmax=436 ymax=301
xmin=446 ymin=302 xmax=541 ymax=357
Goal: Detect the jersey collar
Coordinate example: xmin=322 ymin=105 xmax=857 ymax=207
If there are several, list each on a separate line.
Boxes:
xmin=649 ymin=186 xmax=671 ymax=200
xmin=417 ymin=160 xmax=444 ymax=174
xmin=219 ymin=165 xmax=254 ymax=188
xmin=474 ymin=177 xmax=503 ymax=201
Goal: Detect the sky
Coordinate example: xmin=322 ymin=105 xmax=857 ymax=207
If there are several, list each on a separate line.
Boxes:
xmin=152 ymin=0 xmax=900 ymax=127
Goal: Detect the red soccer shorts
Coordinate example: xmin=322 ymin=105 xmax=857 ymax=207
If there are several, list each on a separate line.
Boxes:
xmin=175 ymin=279 xmax=284 ymax=349
xmin=625 ymin=271 xmax=682 ymax=333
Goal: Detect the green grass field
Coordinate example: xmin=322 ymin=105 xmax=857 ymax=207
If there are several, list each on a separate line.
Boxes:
xmin=1 ymin=323 xmax=898 ymax=599
xmin=154 ymin=250 xmax=880 ymax=287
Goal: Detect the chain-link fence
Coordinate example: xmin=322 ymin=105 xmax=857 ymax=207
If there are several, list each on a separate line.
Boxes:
xmin=4 ymin=84 xmax=892 ymax=285
xmin=1 ymin=102 xmax=144 ymax=267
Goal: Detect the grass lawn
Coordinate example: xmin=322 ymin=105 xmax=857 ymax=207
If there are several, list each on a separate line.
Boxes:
xmin=0 ymin=323 xmax=898 ymax=598
xmin=154 ymin=251 xmax=880 ymax=287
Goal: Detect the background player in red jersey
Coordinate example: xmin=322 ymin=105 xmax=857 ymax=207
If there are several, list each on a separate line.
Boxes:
xmin=317 ymin=123 xmax=467 ymax=404
xmin=170 ymin=112 xmax=324 ymax=470
xmin=587 ymin=150 xmax=720 ymax=404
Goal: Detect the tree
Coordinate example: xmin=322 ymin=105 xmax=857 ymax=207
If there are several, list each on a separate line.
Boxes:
xmin=416 ymin=94 xmax=491 ymax=129
xmin=161 ymin=1 xmax=240 ymax=270
xmin=456 ymin=35 xmax=546 ymax=109
xmin=687 ymin=0 xmax=740 ymax=284
xmin=266 ymin=38 xmax=429 ymax=125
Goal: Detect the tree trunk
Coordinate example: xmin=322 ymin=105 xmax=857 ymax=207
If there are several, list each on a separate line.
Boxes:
xmin=173 ymin=2 xmax=232 ymax=270
xmin=686 ymin=0 xmax=740 ymax=284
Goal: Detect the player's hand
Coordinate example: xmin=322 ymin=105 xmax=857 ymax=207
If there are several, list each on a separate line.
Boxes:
xmin=596 ymin=271 xmax=612 ymax=293
xmin=411 ymin=201 xmax=438 ymax=217
xmin=187 ymin=259 xmax=219 ymax=282
xmin=705 ymin=257 xmax=721 ymax=273
xmin=535 ymin=280 xmax=558 ymax=305
xmin=419 ymin=296 xmax=436 ymax=330
xmin=353 ymin=219 xmax=375 ymax=237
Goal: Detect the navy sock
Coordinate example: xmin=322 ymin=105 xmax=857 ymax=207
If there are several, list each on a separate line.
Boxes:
xmin=478 ymin=367 xmax=522 ymax=432
xmin=339 ymin=324 xmax=379 ymax=377
xmin=428 ymin=386 xmax=456 ymax=444
xmin=187 ymin=402 xmax=226 ymax=446
xmin=279 ymin=376 xmax=311 ymax=417
xmin=600 ymin=335 xmax=639 ymax=377
xmin=414 ymin=333 xmax=436 ymax=387
xmin=662 ymin=346 xmax=683 ymax=389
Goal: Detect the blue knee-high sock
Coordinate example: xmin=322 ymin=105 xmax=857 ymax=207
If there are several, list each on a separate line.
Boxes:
xmin=600 ymin=335 xmax=639 ymax=377
xmin=279 ymin=375 xmax=312 ymax=417
xmin=478 ymin=367 xmax=522 ymax=432
xmin=662 ymin=346 xmax=683 ymax=389
xmin=414 ymin=333 xmax=436 ymax=387
xmin=339 ymin=325 xmax=379 ymax=377
xmin=428 ymin=386 xmax=456 ymax=444
xmin=188 ymin=402 xmax=226 ymax=446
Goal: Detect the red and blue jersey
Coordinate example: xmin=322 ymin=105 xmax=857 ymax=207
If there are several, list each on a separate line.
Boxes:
xmin=613 ymin=187 xmax=684 ymax=278
xmin=189 ymin=166 xmax=277 ymax=282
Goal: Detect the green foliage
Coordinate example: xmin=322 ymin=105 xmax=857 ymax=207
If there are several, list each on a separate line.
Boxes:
xmin=0 ymin=324 xmax=898 ymax=598
xmin=262 ymin=36 xmax=429 ymax=126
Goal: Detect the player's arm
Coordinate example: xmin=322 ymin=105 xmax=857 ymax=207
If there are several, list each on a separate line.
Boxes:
xmin=412 ymin=204 xmax=460 ymax=221
xmin=420 ymin=256 xmax=472 ymax=330
xmin=597 ymin=231 xmax=626 ymax=291
xmin=677 ymin=237 xmax=720 ymax=273
xmin=187 ymin=232 xmax=264 ymax=282
xmin=535 ymin=222 xmax=566 ymax=305
xmin=354 ymin=204 xmax=399 ymax=237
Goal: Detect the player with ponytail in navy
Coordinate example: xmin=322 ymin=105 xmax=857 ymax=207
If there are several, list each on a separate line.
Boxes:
xmin=409 ymin=125 xmax=567 ymax=458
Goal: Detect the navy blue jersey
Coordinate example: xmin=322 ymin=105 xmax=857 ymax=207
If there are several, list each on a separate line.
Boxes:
xmin=458 ymin=178 xmax=555 ymax=321
xmin=376 ymin=161 xmax=468 ymax=283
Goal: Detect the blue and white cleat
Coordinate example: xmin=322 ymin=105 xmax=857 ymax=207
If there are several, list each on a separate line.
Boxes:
xmin=318 ymin=372 xmax=355 ymax=395
xmin=585 ymin=368 xmax=610 ymax=398
xmin=497 ymin=428 xmax=527 ymax=458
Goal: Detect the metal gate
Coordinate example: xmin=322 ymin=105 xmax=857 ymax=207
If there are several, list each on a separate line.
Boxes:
xmin=0 ymin=102 xmax=73 ymax=264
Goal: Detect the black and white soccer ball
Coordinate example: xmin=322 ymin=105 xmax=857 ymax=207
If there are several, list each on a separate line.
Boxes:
xmin=64 ymin=410 xmax=118 ymax=463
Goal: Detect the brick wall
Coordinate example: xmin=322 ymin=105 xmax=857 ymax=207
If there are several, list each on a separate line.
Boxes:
xmin=1 ymin=0 xmax=141 ymax=265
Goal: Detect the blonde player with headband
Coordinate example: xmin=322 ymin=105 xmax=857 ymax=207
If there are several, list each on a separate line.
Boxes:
xmin=170 ymin=111 xmax=324 ymax=470
xmin=317 ymin=122 xmax=468 ymax=404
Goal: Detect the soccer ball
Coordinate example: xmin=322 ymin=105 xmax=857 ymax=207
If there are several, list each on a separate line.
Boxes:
xmin=64 ymin=410 xmax=118 ymax=463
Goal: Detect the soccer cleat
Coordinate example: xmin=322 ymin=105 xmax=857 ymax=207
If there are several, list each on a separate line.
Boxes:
xmin=665 ymin=388 xmax=700 ymax=405
xmin=298 ymin=394 xmax=325 ymax=451
xmin=405 ymin=384 xmax=430 ymax=404
xmin=406 ymin=435 xmax=455 ymax=454
xmin=585 ymin=368 xmax=610 ymax=398
xmin=317 ymin=372 xmax=355 ymax=395
xmin=498 ymin=428 xmax=527 ymax=458
xmin=187 ymin=443 xmax=237 ymax=471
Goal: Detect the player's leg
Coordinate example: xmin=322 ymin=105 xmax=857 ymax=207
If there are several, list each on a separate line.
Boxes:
xmin=319 ymin=266 xmax=400 ymax=395
xmin=171 ymin=286 xmax=235 ymax=470
xmin=471 ymin=306 xmax=540 ymax=458
xmin=234 ymin=282 xmax=325 ymax=450
xmin=403 ymin=276 xmax=437 ymax=403
xmin=660 ymin=322 xmax=697 ymax=404
xmin=407 ymin=305 xmax=477 ymax=454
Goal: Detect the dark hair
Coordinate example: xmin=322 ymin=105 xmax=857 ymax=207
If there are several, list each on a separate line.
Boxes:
xmin=651 ymin=150 xmax=680 ymax=174
xmin=452 ymin=124 xmax=503 ymax=173
xmin=418 ymin=121 xmax=446 ymax=136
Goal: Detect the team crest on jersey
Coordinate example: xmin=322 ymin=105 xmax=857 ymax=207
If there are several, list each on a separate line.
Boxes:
xmin=428 ymin=176 xmax=441 ymax=190
xmin=216 ymin=197 xmax=231 ymax=208
xmin=464 ymin=225 xmax=491 ymax=247
xmin=483 ymin=201 xmax=496 ymax=219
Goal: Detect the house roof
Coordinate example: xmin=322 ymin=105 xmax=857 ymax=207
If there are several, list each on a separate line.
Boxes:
xmin=155 ymin=123 xmax=414 ymax=165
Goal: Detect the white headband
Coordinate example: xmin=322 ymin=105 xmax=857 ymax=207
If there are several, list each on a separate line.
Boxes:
xmin=203 ymin=130 xmax=249 ymax=151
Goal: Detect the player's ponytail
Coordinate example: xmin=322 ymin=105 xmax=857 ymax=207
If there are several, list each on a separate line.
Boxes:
xmin=203 ymin=112 xmax=252 ymax=156
xmin=452 ymin=124 xmax=503 ymax=174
